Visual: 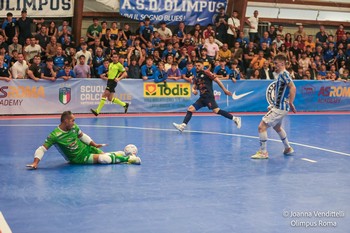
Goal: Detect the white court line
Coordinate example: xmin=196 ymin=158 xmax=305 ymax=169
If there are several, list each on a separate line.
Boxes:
xmin=301 ymin=158 xmax=317 ymax=163
xmin=0 ymin=211 xmax=12 ymax=233
xmin=1 ymin=124 xmax=350 ymax=157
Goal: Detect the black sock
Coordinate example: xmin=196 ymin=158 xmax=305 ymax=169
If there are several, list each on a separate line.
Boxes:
xmin=183 ymin=111 xmax=193 ymax=124
xmin=218 ymin=109 xmax=233 ymax=120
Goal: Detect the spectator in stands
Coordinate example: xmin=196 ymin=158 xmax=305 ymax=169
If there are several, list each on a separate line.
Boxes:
xmin=53 ymin=46 xmax=68 ymax=70
xmin=92 ymin=47 xmax=105 ymax=78
xmin=100 ymin=21 xmax=108 ymax=36
xmin=35 ymin=25 xmax=49 ymax=53
xmin=110 ymin=22 xmax=119 ymax=40
xmin=115 ymin=30 xmax=127 ymax=48
xmin=204 ymin=35 xmax=219 ymax=60
xmin=259 ymin=60 xmax=274 ymax=80
xmin=10 ymin=49 xmax=18 ymax=67
xmin=323 ymin=42 xmax=337 ymax=68
xmin=295 ymin=35 xmax=305 ymax=51
xmin=122 ymin=23 xmax=132 ymax=40
xmin=272 ymin=34 xmax=284 ymax=49
xmin=278 ymin=44 xmax=290 ymax=61
xmin=152 ymin=50 xmax=162 ymax=66
xmin=0 ymin=55 xmax=11 ymax=82
xmin=268 ymin=25 xmax=277 ymax=42
xmin=260 ymin=42 xmax=272 ymax=59
xmin=276 ymin=25 xmax=285 ymax=40
xmin=309 ymin=63 xmax=318 ymax=80
xmin=164 ymin=55 xmax=174 ymax=71
xmin=294 ymin=66 xmax=304 ymax=79
xmin=58 ymin=26 xmax=74 ymax=45
xmin=2 ymin=12 xmax=17 ymax=44
xmin=127 ymin=51 xmax=143 ymax=79
xmin=150 ymin=61 xmax=168 ymax=83
xmin=24 ymin=37 xmax=41 ymax=64
xmin=16 ymin=10 xmax=44 ymax=45
xmin=236 ymin=31 xmax=249 ymax=49
xmin=192 ymin=30 xmax=202 ymax=46
xmin=227 ymin=10 xmax=240 ymax=48
xmin=105 ymin=39 xmax=117 ymax=57
xmin=337 ymin=34 xmax=348 ymax=48
xmin=338 ymin=69 xmax=349 ymax=81
xmin=304 ymin=35 xmax=316 ymax=51
xmin=89 ymin=38 xmax=103 ymax=55
xmin=97 ymin=59 xmax=109 ymax=80
xmin=250 ymin=69 xmax=261 ymax=79
xmin=294 ymin=25 xmax=306 ymax=41
xmin=231 ymin=41 xmax=243 ymax=65
xmin=101 ymin=28 xmax=112 ymax=48
xmin=27 ymin=55 xmax=41 ymax=81
xmin=203 ymin=24 xmax=215 ymax=39
xmin=218 ymin=43 xmax=231 ymax=62
xmin=318 ymin=63 xmax=327 ymax=79
xmin=141 ymin=56 xmax=158 ymax=81
xmin=46 ymin=36 xmax=61 ymax=58
xmin=40 ymin=57 xmax=56 ymax=82
xmin=47 ymin=21 xmax=58 ymax=38
xmin=260 ymin=31 xmax=272 ymax=47
xmin=199 ymin=48 xmax=213 ymax=70
xmin=166 ymin=62 xmax=181 ymax=81
xmin=158 ymin=21 xmax=172 ymax=43
xmin=245 ymin=10 xmax=259 ymax=44
xmin=335 ymin=24 xmax=345 ymax=43
xmin=270 ymin=42 xmax=278 ymax=58
xmin=215 ymin=6 xmax=229 ymax=43
xmin=298 ymin=52 xmax=311 ymax=72
xmin=289 ymin=40 xmax=302 ymax=60
xmin=58 ymin=20 xmax=72 ymax=36
xmin=86 ymin=18 xmax=102 ymax=46
xmin=57 ymin=64 xmax=75 ymax=80
xmin=315 ymin=25 xmax=328 ymax=46
xmin=243 ymin=42 xmax=258 ymax=72
xmin=181 ymin=61 xmax=196 ymax=82
xmin=284 ymin=33 xmax=292 ymax=49
xmin=228 ymin=61 xmax=241 ymax=81
xmin=177 ymin=47 xmax=191 ymax=70
xmin=75 ymin=42 xmax=92 ymax=65
xmin=0 ymin=35 xmax=8 ymax=52
xmin=214 ymin=59 xmax=230 ymax=79
xmin=140 ymin=17 xmax=154 ymax=46
xmin=174 ymin=22 xmax=187 ymax=42
xmin=162 ymin=43 xmax=177 ymax=60
xmin=249 ymin=50 xmax=266 ymax=74
xmin=66 ymin=47 xmax=77 ymax=67
xmin=74 ymin=55 xmax=90 ymax=78
xmin=8 ymin=36 xmax=22 ymax=56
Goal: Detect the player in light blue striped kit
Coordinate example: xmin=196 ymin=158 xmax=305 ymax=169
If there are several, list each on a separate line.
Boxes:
xmin=251 ymin=54 xmax=296 ymax=159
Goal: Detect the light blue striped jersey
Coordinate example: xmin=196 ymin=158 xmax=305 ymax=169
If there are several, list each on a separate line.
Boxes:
xmin=274 ymin=70 xmax=293 ymax=111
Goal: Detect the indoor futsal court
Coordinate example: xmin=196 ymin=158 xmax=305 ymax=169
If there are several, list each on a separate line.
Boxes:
xmin=0 ymin=112 xmax=349 ymax=233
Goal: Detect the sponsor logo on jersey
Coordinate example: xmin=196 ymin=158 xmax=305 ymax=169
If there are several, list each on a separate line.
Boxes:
xmin=266 ymin=81 xmax=277 ymax=105
xmin=59 ymin=87 xmax=71 ymax=105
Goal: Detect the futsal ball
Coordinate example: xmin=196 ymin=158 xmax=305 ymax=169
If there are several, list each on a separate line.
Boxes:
xmin=124 ymin=144 xmax=138 ymax=156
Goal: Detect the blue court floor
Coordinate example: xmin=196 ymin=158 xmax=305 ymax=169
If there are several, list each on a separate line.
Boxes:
xmin=0 ymin=113 xmax=349 ymax=233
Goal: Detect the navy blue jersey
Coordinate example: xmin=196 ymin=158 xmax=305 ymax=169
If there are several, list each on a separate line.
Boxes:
xmin=193 ymin=70 xmax=216 ymax=97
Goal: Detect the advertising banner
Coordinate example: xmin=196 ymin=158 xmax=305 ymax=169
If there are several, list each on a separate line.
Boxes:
xmin=0 ymin=0 xmax=74 ymax=17
xmin=119 ymin=0 xmax=227 ymax=26
xmin=0 ymin=79 xmax=349 ymax=115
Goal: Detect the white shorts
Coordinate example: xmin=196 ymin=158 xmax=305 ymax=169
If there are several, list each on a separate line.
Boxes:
xmin=262 ymin=107 xmax=288 ymax=127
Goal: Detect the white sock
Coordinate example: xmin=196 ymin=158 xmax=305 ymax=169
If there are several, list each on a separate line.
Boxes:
xmin=259 ymin=131 xmax=268 ymax=152
xmin=277 ymin=129 xmax=290 ymax=149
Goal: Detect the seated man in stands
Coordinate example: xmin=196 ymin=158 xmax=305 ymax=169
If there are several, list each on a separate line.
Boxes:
xmin=73 ymin=55 xmax=91 ymax=78
xmin=0 ymin=55 xmax=11 ymax=82
xmin=41 ymin=57 xmax=56 ymax=82
xmin=11 ymin=53 xmax=28 ymax=79
xmin=57 ymin=64 xmax=76 ymax=81
xmin=27 ymin=55 xmax=42 ymax=82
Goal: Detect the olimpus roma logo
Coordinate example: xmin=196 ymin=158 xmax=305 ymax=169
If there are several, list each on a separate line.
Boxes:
xmin=143 ymin=83 xmax=191 ymax=97
xmin=59 ymin=87 xmax=71 ymax=105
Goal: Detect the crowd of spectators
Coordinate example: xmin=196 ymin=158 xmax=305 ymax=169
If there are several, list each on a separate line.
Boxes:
xmin=1 ymin=8 xmax=350 ymax=83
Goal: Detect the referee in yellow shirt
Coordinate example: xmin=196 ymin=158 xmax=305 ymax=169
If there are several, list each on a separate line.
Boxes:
xmin=91 ymin=53 xmax=129 ymax=116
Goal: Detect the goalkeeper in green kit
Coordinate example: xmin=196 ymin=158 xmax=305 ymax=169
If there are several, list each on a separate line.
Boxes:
xmin=26 ymin=111 xmax=141 ymax=169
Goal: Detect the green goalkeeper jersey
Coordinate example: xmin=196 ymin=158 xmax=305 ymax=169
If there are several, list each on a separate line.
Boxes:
xmin=43 ymin=124 xmax=102 ymax=163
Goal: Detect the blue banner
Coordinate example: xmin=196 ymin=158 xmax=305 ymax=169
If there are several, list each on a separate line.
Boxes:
xmin=0 ymin=79 xmax=349 ymax=115
xmin=119 ymin=0 xmax=227 ymax=26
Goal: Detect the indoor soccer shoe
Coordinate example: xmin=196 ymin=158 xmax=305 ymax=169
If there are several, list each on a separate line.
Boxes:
xmin=251 ymin=151 xmax=269 ymax=159
xmin=173 ymin=123 xmax=186 ymax=132
xmin=234 ymin=117 xmax=241 ymax=129
xmin=124 ymin=103 xmax=129 ymax=113
xmin=128 ymin=156 xmax=141 ymax=165
xmin=283 ymin=147 xmax=294 ymax=155
xmin=90 ymin=109 xmax=99 ymax=116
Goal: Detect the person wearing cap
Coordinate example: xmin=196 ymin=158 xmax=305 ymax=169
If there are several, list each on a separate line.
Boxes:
xmin=214 ymin=6 xmax=229 ymax=43
xmin=16 ymin=9 xmax=44 ymax=45
xmin=86 ymin=18 xmax=102 ymax=46
xmin=157 ymin=21 xmax=172 ymax=43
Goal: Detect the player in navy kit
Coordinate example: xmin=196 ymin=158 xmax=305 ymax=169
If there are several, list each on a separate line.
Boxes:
xmin=173 ymin=60 xmax=241 ymax=132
